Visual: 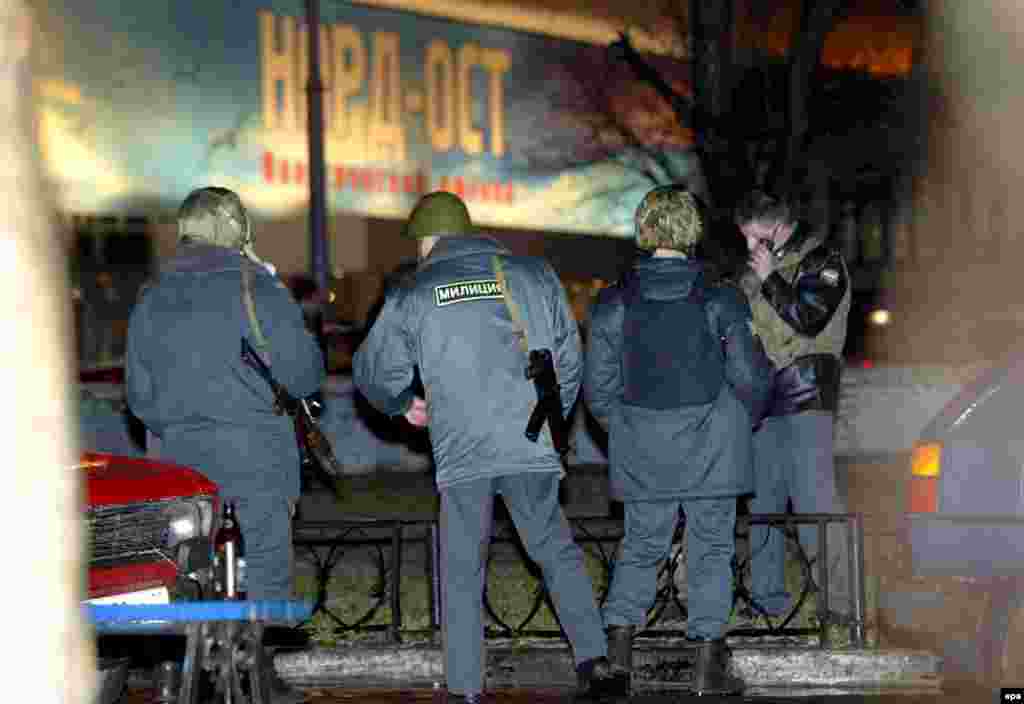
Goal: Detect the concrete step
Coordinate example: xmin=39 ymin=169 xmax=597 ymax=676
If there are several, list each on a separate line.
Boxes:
xmin=275 ymin=640 xmax=942 ymax=695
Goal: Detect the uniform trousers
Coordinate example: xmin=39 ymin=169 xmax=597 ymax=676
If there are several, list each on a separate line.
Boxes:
xmin=603 ymin=497 xmax=736 ymax=639
xmin=440 ymin=472 xmax=607 ymax=697
xmin=748 ymin=411 xmax=850 ymax=615
xmin=232 ymin=495 xmax=294 ymax=601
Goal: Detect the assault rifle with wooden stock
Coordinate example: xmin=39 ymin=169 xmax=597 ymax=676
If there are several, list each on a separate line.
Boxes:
xmin=240 ymin=337 xmax=342 ymax=494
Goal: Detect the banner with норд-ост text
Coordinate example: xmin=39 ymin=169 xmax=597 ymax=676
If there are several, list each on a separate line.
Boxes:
xmin=35 ymin=0 xmax=697 ymax=237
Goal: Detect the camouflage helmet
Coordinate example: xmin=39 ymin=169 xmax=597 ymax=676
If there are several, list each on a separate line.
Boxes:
xmin=634 ymin=185 xmax=704 ymax=254
xmin=404 ymin=191 xmax=472 ymax=239
xmin=177 ymin=186 xmax=252 ymax=250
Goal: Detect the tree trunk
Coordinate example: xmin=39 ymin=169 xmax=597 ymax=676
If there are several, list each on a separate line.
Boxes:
xmin=774 ymin=0 xmax=848 ymax=197
xmin=689 ymin=0 xmax=735 ymax=207
xmin=0 ymin=2 xmax=95 ymax=702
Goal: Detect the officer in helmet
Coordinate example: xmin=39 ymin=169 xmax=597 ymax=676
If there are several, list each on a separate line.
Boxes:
xmin=584 ymin=185 xmax=772 ymax=696
xmin=353 ymin=191 xmax=617 ymax=703
xmin=126 ymin=186 xmax=323 ymax=601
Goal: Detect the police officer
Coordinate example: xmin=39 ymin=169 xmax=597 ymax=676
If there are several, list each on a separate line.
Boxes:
xmin=734 ymin=189 xmax=852 ymax=623
xmin=126 ymin=187 xmax=324 ymax=602
xmin=585 ymin=185 xmax=772 ymax=696
xmin=353 ymin=191 xmax=616 ymax=703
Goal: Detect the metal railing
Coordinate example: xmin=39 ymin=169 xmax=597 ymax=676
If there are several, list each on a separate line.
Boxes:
xmin=292 ymin=510 xmax=866 ymax=649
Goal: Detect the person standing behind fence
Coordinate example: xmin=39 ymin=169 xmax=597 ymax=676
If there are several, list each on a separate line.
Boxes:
xmin=126 ymin=187 xmax=324 ymax=604
xmin=584 ymin=186 xmax=772 ymax=696
xmin=352 ymin=191 xmax=618 ymax=704
xmin=734 ymin=189 xmax=853 ymax=624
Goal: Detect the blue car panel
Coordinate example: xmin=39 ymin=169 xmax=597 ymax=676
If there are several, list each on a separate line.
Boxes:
xmin=909 ymin=351 xmax=1024 ymax=577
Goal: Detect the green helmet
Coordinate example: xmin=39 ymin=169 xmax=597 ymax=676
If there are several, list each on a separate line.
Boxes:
xmin=404 ymin=191 xmax=472 ymax=239
xmin=634 ymin=185 xmax=703 ymax=254
xmin=177 ymin=186 xmax=252 ymax=250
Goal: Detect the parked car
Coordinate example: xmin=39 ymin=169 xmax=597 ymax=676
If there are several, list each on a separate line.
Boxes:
xmin=83 ymin=451 xmax=220 ymax=604
xmin=80 ymin=361 xmax=224 ymax=704
xmin=906 ymin=352 xmax=1024 ymax=577
xmin=905 ymin=350 xmax=1024 ymax=688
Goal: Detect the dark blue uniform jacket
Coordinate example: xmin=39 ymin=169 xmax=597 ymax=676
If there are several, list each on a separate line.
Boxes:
xmin=125 ymin=243 xmax=324 ymax=502
xmin=353 ymin=236 xmax=581 ymax=490
xmin=585 ymin=256 xmax=772 ymax=502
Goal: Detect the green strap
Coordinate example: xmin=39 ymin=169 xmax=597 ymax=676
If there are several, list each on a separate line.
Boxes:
xmin=241 ymin=254 xmax=269 ymax=352
xmin=493 ymin=255 xmax=528 ymax=353
xmin=494 ymin=255 xmax=564 ymax=456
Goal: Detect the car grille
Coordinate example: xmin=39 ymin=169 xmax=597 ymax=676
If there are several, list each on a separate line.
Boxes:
xmin=87 ymin=500 xmax=172 ymax=566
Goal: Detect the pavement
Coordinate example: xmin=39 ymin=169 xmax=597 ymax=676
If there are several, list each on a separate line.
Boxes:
xmin=275 ymin=638 xmax=942 ymax=697
xmin=279 ymin=464 xmax=946 ymax=698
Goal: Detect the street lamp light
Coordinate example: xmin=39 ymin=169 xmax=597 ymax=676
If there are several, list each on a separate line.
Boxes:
xmin=868 ymin=308 xmax=892 ymax=326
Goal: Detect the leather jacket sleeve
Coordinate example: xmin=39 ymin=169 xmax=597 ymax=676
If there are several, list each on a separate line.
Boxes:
xmin=707 ymin=285 xmax=773 ymax=424
xmin=760 ymin=246 xmax=848 ymax=337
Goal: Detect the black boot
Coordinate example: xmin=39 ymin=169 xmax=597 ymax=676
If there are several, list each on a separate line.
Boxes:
xmin=576 ymin=656 xmax=627 ymax=700
xmin=605 ymin=625 xmax=633 ymax=695
xmin=606 ymin=625 xmax=634 ymax=673
xmin=691 ymin=638 xmax=744 ymax=697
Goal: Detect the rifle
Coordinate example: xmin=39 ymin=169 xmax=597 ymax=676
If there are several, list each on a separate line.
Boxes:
xmin=524 ymin=348 xmax=570 ymax=457
xmin=240 ymin=337 xmax=342 ymax=494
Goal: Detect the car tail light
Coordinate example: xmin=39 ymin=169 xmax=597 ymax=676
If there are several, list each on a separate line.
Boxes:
xmin=908 ymin=441 xmax=942 ymax=513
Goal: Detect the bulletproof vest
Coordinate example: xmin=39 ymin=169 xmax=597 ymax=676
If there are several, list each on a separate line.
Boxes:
xmin=621 ymin=283 xmax=724 ymax=410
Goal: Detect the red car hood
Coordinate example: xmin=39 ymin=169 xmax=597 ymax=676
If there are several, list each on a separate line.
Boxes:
xmin=82 ymin=452 xmax=218 ymax=507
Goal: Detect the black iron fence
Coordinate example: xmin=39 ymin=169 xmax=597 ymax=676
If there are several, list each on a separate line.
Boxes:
xmin=292 ymin=511 xmax=866 ymax=649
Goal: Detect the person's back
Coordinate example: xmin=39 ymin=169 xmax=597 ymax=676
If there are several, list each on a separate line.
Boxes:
xmin=126 ymin=187 xmax=323 ymax=603
xmin=128 ymin=247 xmax=322 ymax=495
xmin=589 ymin=253 xmax=768 ymax=502
xmin=353 ymin=191 xmax=616 ymax=703
xmin=377 ymin=237 xmax=577 ymax=489
xmin=585 ymin=186 xmax=771 ymax=697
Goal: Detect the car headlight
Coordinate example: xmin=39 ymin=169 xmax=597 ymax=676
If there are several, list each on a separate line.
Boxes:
xmin=163 ymin=498 xmax=215 ymax=549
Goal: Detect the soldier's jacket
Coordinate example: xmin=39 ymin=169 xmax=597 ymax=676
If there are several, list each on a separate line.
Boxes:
xmin=741 ymin=224 xmax=851 ymax=371
xmin=353 ymin=236 xmax=580 ymax=491
xmin=585 ymin=255 xmax=772 ymax=502
xmin=126 ymin=242 xmax=325 ymax=502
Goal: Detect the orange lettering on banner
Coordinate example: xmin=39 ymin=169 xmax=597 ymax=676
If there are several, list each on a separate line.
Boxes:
xmin=259 ymin=11 xmax=300 ymax=131
xmin=331 ymin=24 xmax=366 ymax=141
xmin=369 ymin=32 xmax=406 ymax=162
xmin=481 ymin=48 xmax=510 ymax=157
xmin=457 ymin=43 xmax=483 ymax=156
xmin=426 ymin=39 xmax=455 ymax=152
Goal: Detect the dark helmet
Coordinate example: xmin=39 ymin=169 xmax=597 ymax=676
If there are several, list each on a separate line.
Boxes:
xmin=404 ymin=191 xmax=472 ymax=239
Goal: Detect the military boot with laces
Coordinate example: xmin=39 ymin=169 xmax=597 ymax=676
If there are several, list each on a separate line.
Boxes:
xmin=690 ymin=637 xmax=744 ymax=697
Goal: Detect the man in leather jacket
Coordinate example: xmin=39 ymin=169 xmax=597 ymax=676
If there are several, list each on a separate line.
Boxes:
xmin=734 ymin=190 xmax=852 ymax=622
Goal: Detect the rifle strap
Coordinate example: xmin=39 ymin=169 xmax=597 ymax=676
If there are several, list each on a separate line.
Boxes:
xmin=492 ymin=255 xmax=528 ymax=354
xmin=241 ymin=254 xmax=270 ymax=357
xmin=494 ymin=255 xmax=561 ymax=456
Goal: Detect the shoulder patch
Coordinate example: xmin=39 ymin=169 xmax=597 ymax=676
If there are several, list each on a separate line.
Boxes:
xmin=820 ymin=268 xmax=840 ymax=286
xmin=434 ymin=279 xmax=504 ymax=307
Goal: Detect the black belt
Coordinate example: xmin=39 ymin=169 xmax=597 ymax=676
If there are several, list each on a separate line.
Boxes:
xmin=766 ymin=354 xmax=841 ymax=417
